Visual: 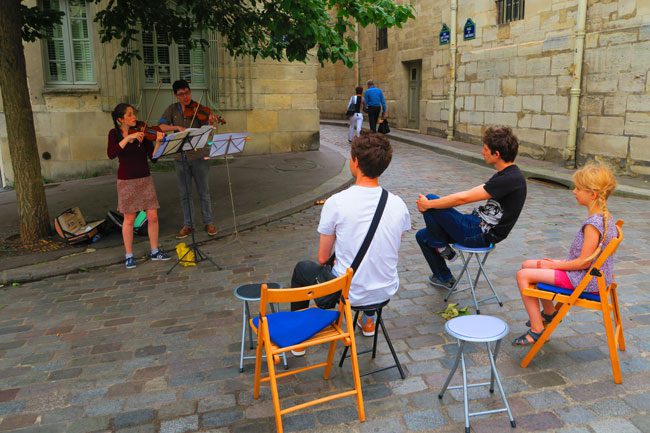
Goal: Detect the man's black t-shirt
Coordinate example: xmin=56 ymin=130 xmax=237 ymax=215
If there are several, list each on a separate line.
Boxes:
xmin=473 ymin=164 xmax=527 ymax=244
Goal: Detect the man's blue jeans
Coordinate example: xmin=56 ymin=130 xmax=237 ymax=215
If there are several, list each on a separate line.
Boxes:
xmin=175 ymin=158 xmax=213 ymax=227
xmin=415 ymin=194 xmax=488 ymax=281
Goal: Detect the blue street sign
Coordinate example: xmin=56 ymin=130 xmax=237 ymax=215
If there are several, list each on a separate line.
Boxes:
xmin=439 ymin=24 xmax=450 ymax=45
xmin=463 ymin=18 xmax=475 ymax=40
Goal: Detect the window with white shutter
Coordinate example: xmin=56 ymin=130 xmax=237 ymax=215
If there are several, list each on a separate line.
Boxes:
xmin=43 ymin=0 xmax=95 ymax=85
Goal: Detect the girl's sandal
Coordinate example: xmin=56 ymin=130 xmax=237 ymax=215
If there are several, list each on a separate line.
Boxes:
xmin=314 ymin=199 xmax=326 ymax=205
xmin=512 ymin=329 xmax=543 ymax=346
xmin=525 ymin=310 xmax=558 ymax=327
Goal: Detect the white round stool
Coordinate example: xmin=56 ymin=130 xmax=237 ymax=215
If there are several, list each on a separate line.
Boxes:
xmin=445 ymin=244 xmax=503 ymax=314
xmin=439 ymin=315 xmax=515 ymax=433
xmin=234 ymin=283 xmax=287 ymax=373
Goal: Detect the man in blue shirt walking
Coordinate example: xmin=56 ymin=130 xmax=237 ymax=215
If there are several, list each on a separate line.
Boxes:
xmin=364 ymin=80 xmax=387 ymax=132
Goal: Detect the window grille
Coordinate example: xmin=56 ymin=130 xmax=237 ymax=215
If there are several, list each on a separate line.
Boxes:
xmin=376 ymin=27 xmax=388 ymax=51
xmin=496 ymin=0 xmax=525 ymax=24
xmin=43 ymin=0 xmax=95 ymax=85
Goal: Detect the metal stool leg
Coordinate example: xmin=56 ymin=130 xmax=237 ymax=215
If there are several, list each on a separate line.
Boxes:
xmin=439 ymin=339 xmax=465 ymax=398
xmin=245 ymin=301 xmax=254 ymax=349
xmin=269 ymin=303 xmax=288 ymax=370
xmin=377 ymin=313 xmax=406 ymax=379
xmin=239 ymin=301 xmax=248 ymax=373
xmin=460 ymin=347 xmax=470 ymax=433
xmin=338 ymin=310 xmax=360 ymax=367
xmin=462 ymin=252 xmax=481 ymax=314
xmin=489 ymin=339 xmax=502 ymax=393
xmin=475 ymin=252 xmax=503 ymax=307
xmin=445 ymin=251 xmax=471 ymax=302
xmin=487 ymin=340 xmax=516 ymax=428
xmin=371 ymin=309 xmax=381 ymax=358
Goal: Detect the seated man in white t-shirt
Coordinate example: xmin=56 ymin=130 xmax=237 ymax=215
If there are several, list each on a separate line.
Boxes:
xmin=289 ymin=133 xmax=411 ymax=342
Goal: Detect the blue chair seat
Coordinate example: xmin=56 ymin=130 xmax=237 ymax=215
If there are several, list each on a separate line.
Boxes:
xmin=252 ymin=308 xmax=340 ymax=348
xmin=537 ymin=283 xmax=601 ymax=302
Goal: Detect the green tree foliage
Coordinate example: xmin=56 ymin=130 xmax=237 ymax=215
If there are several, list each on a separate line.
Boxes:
xmin=92 ymin=0 xmax=414 ymax=67
xmin=2 ymin=0 xmax=413 ymax=243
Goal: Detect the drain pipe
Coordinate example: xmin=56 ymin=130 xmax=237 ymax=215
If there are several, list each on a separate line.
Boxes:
xmin=446 ymin=0 xmax=458 ymax=140
xmin=565 ymin=0 xmax=588 ymax=168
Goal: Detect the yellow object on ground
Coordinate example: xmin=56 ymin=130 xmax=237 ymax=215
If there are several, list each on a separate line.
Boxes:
xmin=175 ymin=242 xmax=196 ymax=267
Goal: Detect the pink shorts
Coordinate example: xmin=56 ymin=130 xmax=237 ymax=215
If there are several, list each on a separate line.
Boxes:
xmin=554 ymin=270 xmax=574 ymax=289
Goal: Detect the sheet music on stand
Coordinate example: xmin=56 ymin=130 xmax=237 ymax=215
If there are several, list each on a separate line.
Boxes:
xmin=209 ymin=133 xmax=248 ymax=157
xmin=154 ymin=125 xmax=213 ymax=159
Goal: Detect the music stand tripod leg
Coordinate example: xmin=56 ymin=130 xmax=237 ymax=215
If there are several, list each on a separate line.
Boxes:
xmin=220 ymin=137 xmax=252 ymax=256
xmin=167 ymin=132 xmax=221 ymax=273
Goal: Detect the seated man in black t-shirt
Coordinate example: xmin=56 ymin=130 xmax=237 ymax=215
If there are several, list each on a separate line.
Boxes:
xmin=415 ymin=126 xmax=527 ymax=288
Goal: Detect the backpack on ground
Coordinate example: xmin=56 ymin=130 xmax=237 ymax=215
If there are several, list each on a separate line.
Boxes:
xmin=106 ymin=210 xmax=149 ymax=236
xmin=54 ymin=207 xmax=106 ymax=244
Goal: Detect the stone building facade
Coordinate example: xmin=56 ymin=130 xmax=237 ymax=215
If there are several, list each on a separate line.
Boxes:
xmin=318 ymin=0 xmax=650 ymax=177
xmin=0 ymin=1 xmax=319 ymax=186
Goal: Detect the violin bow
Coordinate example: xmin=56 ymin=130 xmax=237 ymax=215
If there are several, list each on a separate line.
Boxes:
xmin=188 ymin=91 xmax=206 ymax=128
xmin=141 ymin=80 xmax=163 ymax=131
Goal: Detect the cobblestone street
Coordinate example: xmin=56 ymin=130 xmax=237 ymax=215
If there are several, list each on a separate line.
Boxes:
xmin=1 ymin=124 xmax=650 ymax=433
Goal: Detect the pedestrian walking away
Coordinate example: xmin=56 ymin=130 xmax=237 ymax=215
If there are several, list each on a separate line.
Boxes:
xmin=158 ymin=79 xmax=218 ymax=239
xmin=364 ymin=80 xmax=387 ymax=133
xmin=347 ymin=86 xmax=365 ymax=142
xmin=107 ymin=103 xmax=171 ymax=269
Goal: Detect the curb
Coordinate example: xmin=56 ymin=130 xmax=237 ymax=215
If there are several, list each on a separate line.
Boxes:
xmin=321 ymin=120 xmax=650 ymax=201
xmin=1 ymin=159 xmax=353 ymax=285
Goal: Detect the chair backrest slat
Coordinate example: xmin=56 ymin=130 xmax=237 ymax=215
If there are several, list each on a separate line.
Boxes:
xmin=259 ymin=268 xmax=353 ymax=312
xmin=561 ymin=220 xmax=623 ymax=302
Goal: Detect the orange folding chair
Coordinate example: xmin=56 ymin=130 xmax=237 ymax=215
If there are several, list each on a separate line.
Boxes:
xmin=520 ymin=220 xmax=625 ymax=383
xmin=250 ymin=269 xmax=365 ymax=433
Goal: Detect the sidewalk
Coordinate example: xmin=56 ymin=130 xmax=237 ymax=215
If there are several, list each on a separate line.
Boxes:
xmin=323 ymin=119 xmax=650 ymax=200
xmin=0 ymin=142 xmax=352 ymax=284
xmin=3 ymin=121 xmax=648 ymax=284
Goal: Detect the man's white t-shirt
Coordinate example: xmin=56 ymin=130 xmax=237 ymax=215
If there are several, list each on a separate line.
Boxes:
xmin=317 ymin=185 xmax=411 ymax=306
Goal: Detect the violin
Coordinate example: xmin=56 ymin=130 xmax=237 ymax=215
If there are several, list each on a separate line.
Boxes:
xmin=129 ymin=120 xmax=163 ymax=142
xmin=182 ymin=101 xmax=227 ymax=126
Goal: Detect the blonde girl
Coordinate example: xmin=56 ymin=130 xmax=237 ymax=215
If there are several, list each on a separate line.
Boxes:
xmin=512 ymin=162 xmax=617 ymax=346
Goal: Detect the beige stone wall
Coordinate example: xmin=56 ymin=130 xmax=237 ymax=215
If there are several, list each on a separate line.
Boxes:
xmin=244 ymin=60 xmax=319 ymax=154
xmin=0 ymin=17 xmax=319 ymax=184
xmin=317 ymin=0 xmax=650 ymax=177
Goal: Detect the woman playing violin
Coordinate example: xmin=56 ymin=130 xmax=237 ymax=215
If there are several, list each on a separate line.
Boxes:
xmin=107 ymin=103 xmax=171 ymax=269
xmin=158 ymin=79 xmax=218 ymax=239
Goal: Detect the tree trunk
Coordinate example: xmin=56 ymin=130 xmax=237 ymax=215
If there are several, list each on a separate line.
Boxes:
xmin=0 ymin=0 xmax=51 ymax=243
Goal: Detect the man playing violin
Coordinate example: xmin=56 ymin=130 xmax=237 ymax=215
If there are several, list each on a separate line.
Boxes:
xmin=158 ymin=79 xmax=218 ymax=238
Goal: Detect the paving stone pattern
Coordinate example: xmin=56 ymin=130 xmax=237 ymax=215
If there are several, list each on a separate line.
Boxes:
xmin=1 ymin=125 xmax=649 ymax=432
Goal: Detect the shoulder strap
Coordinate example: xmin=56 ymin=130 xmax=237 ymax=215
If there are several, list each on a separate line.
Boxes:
xmin=350 ymin=188 xmax=389 ymax=273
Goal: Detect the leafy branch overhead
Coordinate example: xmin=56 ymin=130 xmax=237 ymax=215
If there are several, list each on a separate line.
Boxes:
xmin=88 ymin=0 xmax=414 ymax=68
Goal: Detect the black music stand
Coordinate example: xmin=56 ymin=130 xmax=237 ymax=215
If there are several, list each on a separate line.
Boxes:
xmin=156 ymin=126 xmax=221 ymax=273
xmin=209 ymin=133 xmax=249 ymax=252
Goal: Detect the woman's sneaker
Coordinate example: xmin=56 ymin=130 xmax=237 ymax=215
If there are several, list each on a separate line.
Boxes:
xmin=150 ymin=250 xmax=171 ymax=261
xmin=125 ymin=257 xmax=136 ymax=269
